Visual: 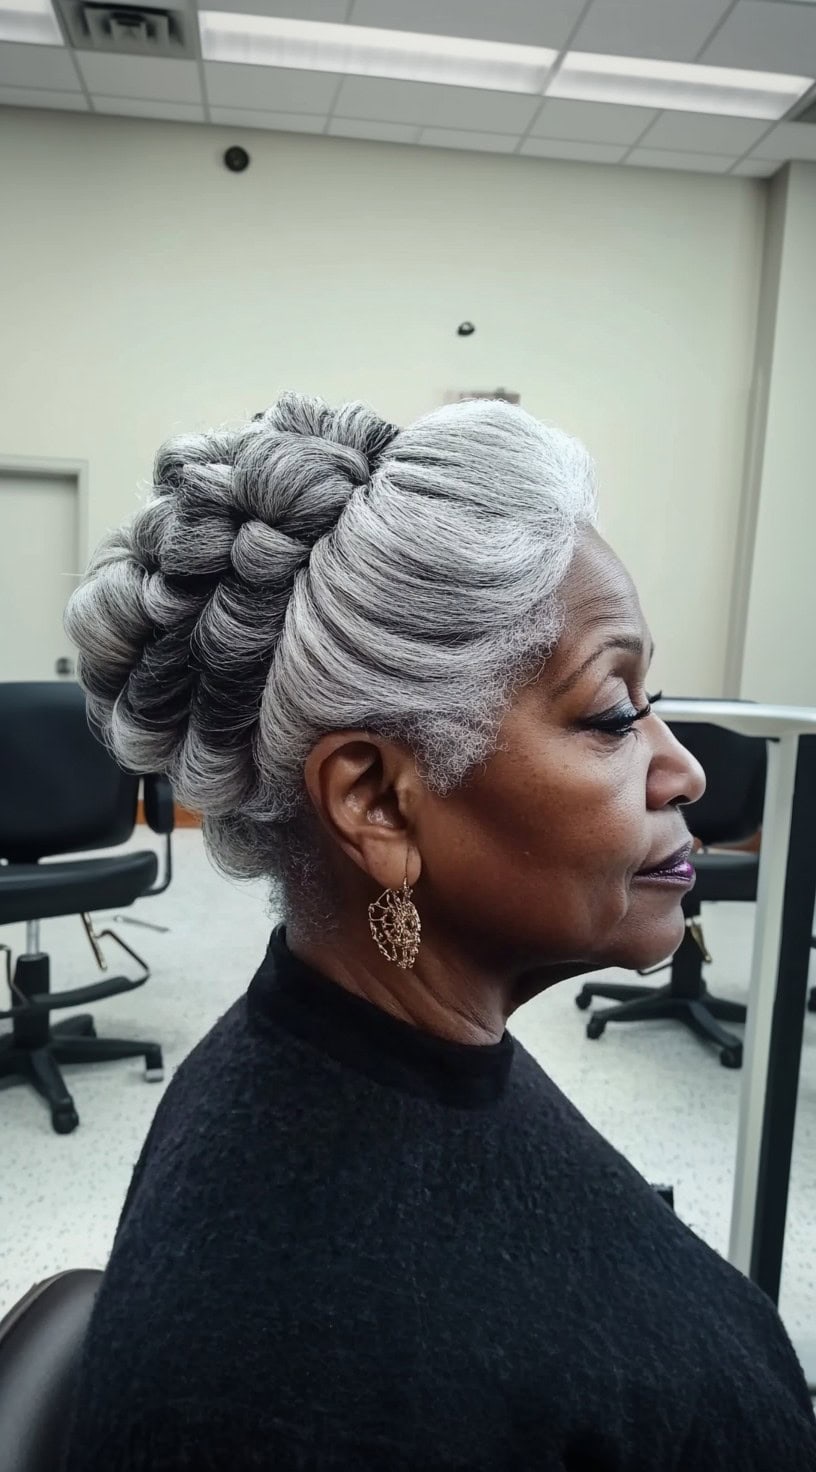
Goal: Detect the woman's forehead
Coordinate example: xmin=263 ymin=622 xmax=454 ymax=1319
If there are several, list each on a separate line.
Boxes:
xmin=560 ymin=529 xmax=643 ymax=638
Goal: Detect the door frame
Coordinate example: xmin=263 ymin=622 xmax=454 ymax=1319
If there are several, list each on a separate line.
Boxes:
xmin=0 ymin=454 xmax=90 ymax=568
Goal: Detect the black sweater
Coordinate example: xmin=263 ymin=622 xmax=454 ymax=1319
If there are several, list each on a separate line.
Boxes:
xmin=61 ymin=930 xmax=816 ymax=1471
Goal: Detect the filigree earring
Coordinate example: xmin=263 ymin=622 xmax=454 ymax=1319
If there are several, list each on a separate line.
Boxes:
xmin=368 ymin=858 xmax=421 ymax=970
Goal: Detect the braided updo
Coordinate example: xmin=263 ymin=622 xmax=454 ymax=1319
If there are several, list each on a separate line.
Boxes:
xmin=65 ymin=392 xmax=596 ymax=894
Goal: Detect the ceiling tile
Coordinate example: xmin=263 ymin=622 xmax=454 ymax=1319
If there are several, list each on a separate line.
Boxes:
xmin=570 ymin=0 xmax=732 ymax=61
xmin=701 ymin=1 xmax=816 ymax=72
xmin=210 ymin=107 xmax=327 ymax=132
xmin=626 ymin=148 xmax=736 ymax=172
xmin=204 ymin=0 xmax=349 ymax=16
xmin=76 ymin=53 xmax=200 ymax=102
xmin=93 ymin=97 xmax=206 ymax=121
xmin=349 ymin=0 xmax=586 ymax=47
xmin=333 ymin=75 xmax=539 ymax=131
xmin=732 ymin=156 xmax=783 ymax=176
xmin=752 ymin=120 xmax=816 ymax=158
xmin=0 ymin=84 xmax=87 ymax=109
xmin=328 ymin=117 xmax=421 ymax=142
xmin=531 ymin=99 xmax=655 ymax=144
xmin=520 ymin=137 xmax=628 ymax=162
xmin=419 ymin=127 xmax=518 ymax=152
xmin=205 ymin=62 xmax=340 ymax=112
xmin=0 ymin=42 xmax=81 ymax=91
xmin=637 ymin=111 xmax=771 ymax=154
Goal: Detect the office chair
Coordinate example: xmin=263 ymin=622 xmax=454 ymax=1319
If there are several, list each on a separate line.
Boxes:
xmin=576 ymin=718 xmax=767 ymax=1069
xmin=0 ymin=1269 xmax=102 ymax=1472
xmin=0 ymin=682 xmax=174 ymax=1134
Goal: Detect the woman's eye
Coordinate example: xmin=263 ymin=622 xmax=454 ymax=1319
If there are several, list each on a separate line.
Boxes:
xmin=583 ymin=695 xmax=656 ymax=739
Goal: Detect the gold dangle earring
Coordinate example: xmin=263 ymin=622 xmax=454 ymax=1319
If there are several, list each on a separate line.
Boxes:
xmin=368 ymin=855 xmax=421 ymax=971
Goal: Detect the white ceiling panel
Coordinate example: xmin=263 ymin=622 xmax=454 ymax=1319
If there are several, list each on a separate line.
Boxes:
xmin=210 ymin=106 xmax=326 ymax=130
xmin=419 ymin=127 xmax=518 ymax=152
xmin=531 ymin=99 xmax=655 ymax=145
xmin=0 ymin=42 xmax=81 ymax=91
xmin=751 ymin=120 xmax=816 ymax=157
xmin=205 ymin=61 xmax=341 ymax=111
xmin=76 ymin=53 xmax=200 ymax=102
xmin=204 ymin=0 xmax=350 ymax=16
xmin=701 ymin=1 xmax=816 ymax=73
xmin=520 ymin=137 xmax=628 ymax=162
xmin=636 ymin=111 xmax=771 ymax=154
xmin=349 ymin=0 xmax=586 ymax=47
xmin=570 ymin=0 xmax=732 ymax=61
xmin=732 ymin=156 xmax=782 ymax=175
xmin=328 ymin=117 xmax=421 ymax=142
xmin=0 ymin=84 xmax=87 ymax=109
xmin=93 ymin=97 xmax=206 ymax=121
xmin=626 ymin=148 xmax=736 ymax=172
xmin=333 ymin=75 xmax=539 ymax=131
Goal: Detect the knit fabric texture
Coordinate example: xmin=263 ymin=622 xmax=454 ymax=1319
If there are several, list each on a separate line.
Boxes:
xmin=60 ymin=929 xmax=816 ymax=1471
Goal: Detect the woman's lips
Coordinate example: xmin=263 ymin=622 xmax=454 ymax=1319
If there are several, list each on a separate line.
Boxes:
xmin=634 ymin=844 xmax=696 ymax=888
xmin=633 ymin=860 xmax=696 ymax=888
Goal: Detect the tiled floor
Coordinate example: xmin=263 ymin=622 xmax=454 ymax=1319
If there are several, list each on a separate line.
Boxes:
xmin=2 ymin=828 xmax=814 ymax=1386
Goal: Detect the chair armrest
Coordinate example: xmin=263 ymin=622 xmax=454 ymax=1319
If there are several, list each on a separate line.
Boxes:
xmin=142 ymin=775 xmax=175 ymax=835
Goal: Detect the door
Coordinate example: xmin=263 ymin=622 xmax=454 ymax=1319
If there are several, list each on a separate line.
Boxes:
xmin=0 ymin=470 xmax=80 ymax=681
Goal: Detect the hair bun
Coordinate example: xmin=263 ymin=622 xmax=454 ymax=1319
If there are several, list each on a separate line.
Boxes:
xmin=65 ymin=393 xmax=401 ymax=817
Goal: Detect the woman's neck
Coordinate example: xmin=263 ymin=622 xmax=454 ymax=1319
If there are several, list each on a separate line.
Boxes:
xmin=286 ymin=924 xmax=509 ymax=1047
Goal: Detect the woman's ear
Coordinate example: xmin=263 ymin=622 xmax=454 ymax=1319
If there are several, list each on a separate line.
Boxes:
xmin=303 ymin=732 xmax=422 ymax=892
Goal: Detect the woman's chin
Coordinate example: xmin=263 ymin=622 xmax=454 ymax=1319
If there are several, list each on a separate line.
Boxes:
xmin=605 ymin=906 xmax=687 ymax=973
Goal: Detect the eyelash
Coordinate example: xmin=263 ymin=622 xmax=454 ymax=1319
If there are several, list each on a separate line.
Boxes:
xmin=585 ymin=691 xmax=663 ymax=739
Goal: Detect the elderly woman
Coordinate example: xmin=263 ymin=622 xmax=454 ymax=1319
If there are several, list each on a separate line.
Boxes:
xmin=61 ymin=395 xmax=814 ymax=1471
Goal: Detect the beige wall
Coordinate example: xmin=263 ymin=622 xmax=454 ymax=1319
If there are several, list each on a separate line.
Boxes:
xmin=0 ymin=108 xmax=766 ymax=696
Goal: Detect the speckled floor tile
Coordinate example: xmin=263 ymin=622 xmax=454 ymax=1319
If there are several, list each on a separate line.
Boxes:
xmin=1 ymin=829 xmax=814 ymax=1385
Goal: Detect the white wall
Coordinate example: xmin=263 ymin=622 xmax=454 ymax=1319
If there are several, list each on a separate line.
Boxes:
xmin=0 ymin=108 xmax=766 ymax=696
xmin=739 ymin=163 xmax=816 ymax=707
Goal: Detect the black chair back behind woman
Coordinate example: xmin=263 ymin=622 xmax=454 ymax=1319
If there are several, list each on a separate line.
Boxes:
xmin=0 ymin=1270 xmax=103 ymax=1472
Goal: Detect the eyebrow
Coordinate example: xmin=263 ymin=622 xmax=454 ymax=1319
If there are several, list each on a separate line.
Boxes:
xmin=550 ymin=635 xmax=655 ymax=700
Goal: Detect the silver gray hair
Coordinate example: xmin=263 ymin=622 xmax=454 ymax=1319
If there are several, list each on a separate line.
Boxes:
xmin=65 ymin=393 xmax=597 ymax=897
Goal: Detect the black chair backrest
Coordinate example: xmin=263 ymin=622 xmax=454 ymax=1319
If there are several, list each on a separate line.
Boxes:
xmin=668 ymin=718 xmax=767 ymax=848
xmin=0 ymin=1269 xmax=103 ymax=1472
xmin=0 ymin=682 xmax=138 ymax=864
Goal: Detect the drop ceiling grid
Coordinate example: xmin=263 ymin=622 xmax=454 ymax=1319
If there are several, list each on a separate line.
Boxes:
xmin=1 ymin=0 xmax=816 ymax=175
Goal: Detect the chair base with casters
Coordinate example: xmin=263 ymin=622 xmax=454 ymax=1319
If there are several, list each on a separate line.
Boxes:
xmin=0 ymin=914 xmax=165 ymax=1135
xmin=576 ymin=850 xmax=758 ymax=1069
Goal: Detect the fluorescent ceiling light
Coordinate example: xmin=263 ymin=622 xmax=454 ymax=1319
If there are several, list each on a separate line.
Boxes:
xmin=549 ymin=52 xmax=812 ymax=120
xmin=199 ymin=14 xmax=557 ymax=94
xmin=0 ymin=0 xmax=62 ymax=45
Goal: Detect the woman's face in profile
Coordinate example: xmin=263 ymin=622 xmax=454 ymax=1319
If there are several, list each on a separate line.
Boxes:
xmin=416 ymin=528 xmax=707 ymax=976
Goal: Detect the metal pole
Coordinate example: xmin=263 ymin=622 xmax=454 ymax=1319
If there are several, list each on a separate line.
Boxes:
xmin=748 ymin=735 xmax=816 ymax=1299
xmin=25 ymin=920 xmax=41 ymax=955
xmin=728 ymin=735 xmax=797 ymax=1274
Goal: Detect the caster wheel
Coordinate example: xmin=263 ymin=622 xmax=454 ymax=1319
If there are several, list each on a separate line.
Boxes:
xmin=720 ymin=1046 xmax=743 ymax=1070
xmin=575 ymin=991 xmax=592 ymax=1011
xmin=145 ymin=1046 xmax=164 ymax=1082
xmin=53 ymin=1104 xmax=79 ymax=1134
xmin=586 ymin=1017 xmax=606 ymax=1041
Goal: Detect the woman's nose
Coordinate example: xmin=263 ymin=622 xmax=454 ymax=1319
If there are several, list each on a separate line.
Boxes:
xmin=649 ymin=720 xmax=707 ymax=809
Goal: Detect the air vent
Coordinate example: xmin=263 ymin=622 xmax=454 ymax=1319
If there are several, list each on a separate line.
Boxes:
xmin=54 ymin=0 xmax=195 ymax=56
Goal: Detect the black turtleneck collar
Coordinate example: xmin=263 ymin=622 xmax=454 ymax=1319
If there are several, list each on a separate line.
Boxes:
xmin=246 ymin=926 xmax=514 ymax=1108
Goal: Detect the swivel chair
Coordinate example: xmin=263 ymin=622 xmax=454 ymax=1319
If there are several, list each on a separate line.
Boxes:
xmin=0 ymin=682 xmax=173 ymax=1133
